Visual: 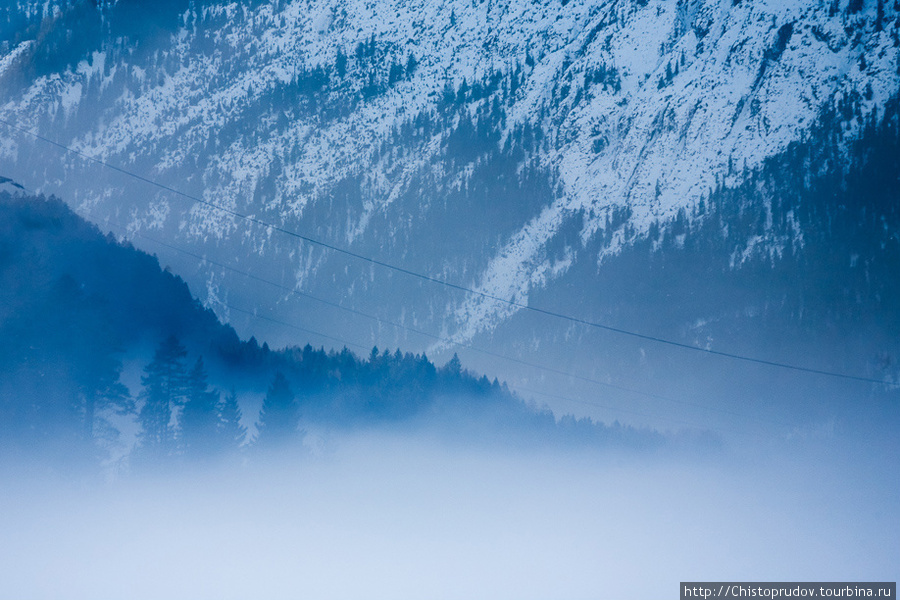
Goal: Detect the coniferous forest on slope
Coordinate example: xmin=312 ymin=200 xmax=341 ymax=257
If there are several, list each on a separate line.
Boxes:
xmin=0 ymin=191 xmax=676 ymax=475
xmin=2 ymin=94 xmax=898 ymax=473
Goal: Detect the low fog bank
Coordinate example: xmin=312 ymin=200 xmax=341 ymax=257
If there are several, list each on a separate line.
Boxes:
xmin=1 ymin=431 xmax=896 ymax=600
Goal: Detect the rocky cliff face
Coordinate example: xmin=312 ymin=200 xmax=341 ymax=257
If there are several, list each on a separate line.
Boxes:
xmin=1 ymin=0 xmax=898 ymax=426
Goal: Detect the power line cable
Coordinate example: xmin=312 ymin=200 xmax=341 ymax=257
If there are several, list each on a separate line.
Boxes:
xmin=178 ymin=292 xmax=778 ymax=435
xmin=1 ymin=117 xmax=892 ymax=385
xmin=112 ymin=222 xmax=791 ymax=428
xmin=0 ymin=243 xmax=778 ymax=441
xmin=224 ymin=298 xmax=771 ymax=436
xmin=0 ymin=190 xmax=815 ymax=432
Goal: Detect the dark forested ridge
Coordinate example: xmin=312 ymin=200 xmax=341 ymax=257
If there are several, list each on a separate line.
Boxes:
xmin=0 ymin=191 xmax=670 ymax=473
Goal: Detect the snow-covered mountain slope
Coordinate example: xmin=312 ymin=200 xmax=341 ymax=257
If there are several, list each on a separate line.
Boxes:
xmin=1 ymin=0 xmax=898 ymax=423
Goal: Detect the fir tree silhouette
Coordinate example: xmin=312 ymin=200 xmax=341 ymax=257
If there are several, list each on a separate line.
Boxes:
xmin=218 ymin=387 xmax=247 ymax=453
xmin=181 ymin=356 xmax=220 ymax=460
xmin=256 ymin=372 xmax=299 ymax=448
xmin=135 ymin=335 xmax=187 ymax=464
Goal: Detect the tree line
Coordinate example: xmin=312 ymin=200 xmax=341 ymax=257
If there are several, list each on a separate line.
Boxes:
xmin=133 ymin=335 xmax=248 ymax=466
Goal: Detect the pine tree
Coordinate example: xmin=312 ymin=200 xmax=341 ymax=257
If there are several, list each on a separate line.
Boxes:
xmin=77 ymin=361 xmax=132 ymax=451
xmin=180 ymin=356 xmax=220 ymax=460
xmin=388 ymin=59 xmax=404 ymax=85
xmin=136 ymin=335 xmax=187 ymax=463
xmin=405 ymin=53 xmax=418 ymax=76
xmin=218 ymin=387 xmax=247 ymax=452
xmin=256 ymin=372 xmax=299 ymax=448
xmin=335 ymin=48 xmax=347 ymax=78
xmin=444 ymin=353 xmax=462 ymax=376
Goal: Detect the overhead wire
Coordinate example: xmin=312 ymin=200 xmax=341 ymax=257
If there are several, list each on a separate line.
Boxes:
xmin=0 ymin=117 xmax=893 ymax=385
xmin=107 ymin=220 xmax=791 ymax=431
xmin=224 ymin=299 xmax=778 ymax=436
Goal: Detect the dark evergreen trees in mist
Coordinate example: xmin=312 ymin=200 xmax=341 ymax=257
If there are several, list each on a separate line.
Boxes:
xmin=219 ymin=387 xmax=247 ymax=452
xmin=255 ymin=372 xmax=299 ymax=448
xmin=134 ymin=339 xmax=249 ymax=465
xmin=0 ymin=237 xmax=133 ymax=465
xmin=135 ymin=334 xmax=188 ymax=463
xmin=0 ymin=192 xmax=255 ymax=470
xmin=0 ymin=190 xmax=672 ymax=472
xmin=181 ymin=356 xmax=222 ymax=460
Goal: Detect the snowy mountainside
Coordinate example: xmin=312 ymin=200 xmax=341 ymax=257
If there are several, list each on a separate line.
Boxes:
xmin=0 ymin=0 xmax=898 ymax=383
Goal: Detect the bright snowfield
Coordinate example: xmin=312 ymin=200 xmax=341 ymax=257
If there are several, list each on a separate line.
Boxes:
xmin=1 ymin=0 xmax=897 ymax=346
xmin=1 ymin=432 xmax=898 ymax=600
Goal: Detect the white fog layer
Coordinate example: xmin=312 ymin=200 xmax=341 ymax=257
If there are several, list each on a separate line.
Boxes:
xmin=2 ymin=434 xmax=897 ymax=600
